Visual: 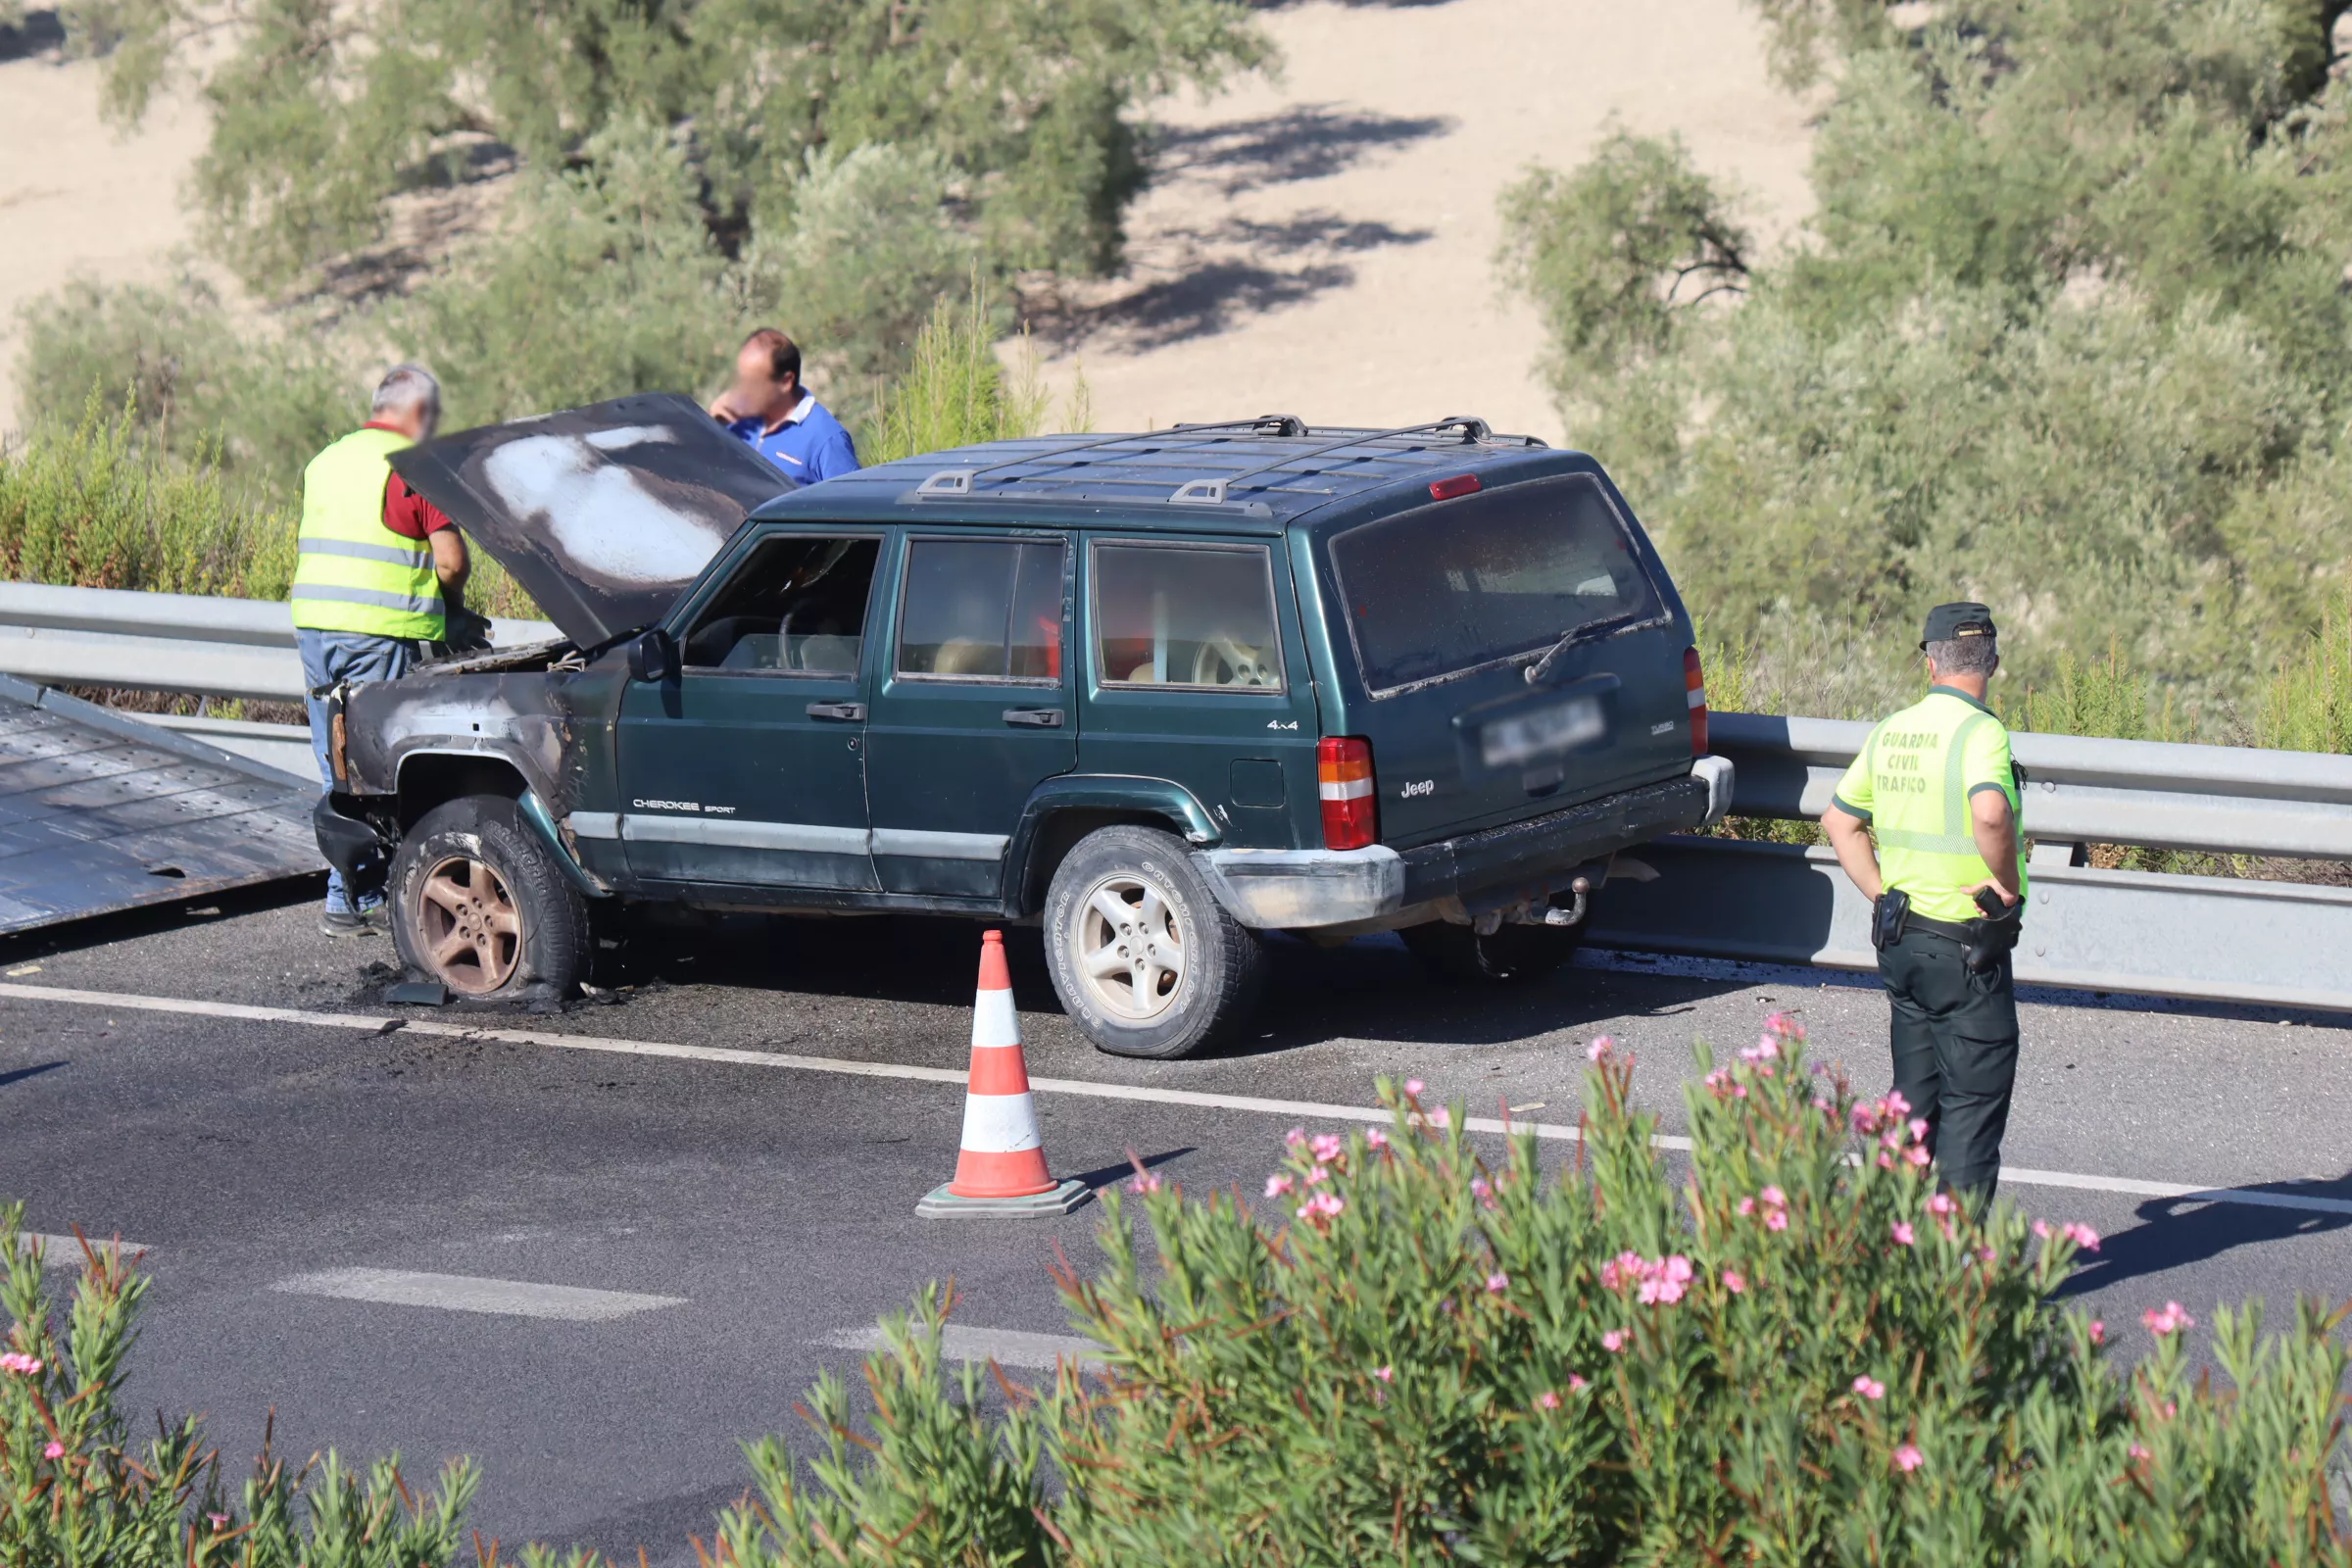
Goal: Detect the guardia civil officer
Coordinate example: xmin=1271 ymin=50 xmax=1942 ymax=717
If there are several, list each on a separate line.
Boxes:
xmin=1821 ymin=603 xmax=2026 ymax=1209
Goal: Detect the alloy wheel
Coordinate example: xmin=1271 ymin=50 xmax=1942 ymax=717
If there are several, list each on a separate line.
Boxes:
xmin=415 ymin=853 xmax=522 ymax=995
xmin=1070 ymin=871 xmax=1188 ymax=1021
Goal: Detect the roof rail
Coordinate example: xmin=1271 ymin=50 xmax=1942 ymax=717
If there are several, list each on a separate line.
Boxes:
xmin=1167 ymin=416 xmax=1494 ymax=507
xmin=914 ymin=415 xmax=1313 ymax=498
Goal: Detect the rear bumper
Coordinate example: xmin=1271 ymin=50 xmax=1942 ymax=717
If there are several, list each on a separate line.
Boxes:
xmin=1200 ymin=760 xmax=1730 ymax=930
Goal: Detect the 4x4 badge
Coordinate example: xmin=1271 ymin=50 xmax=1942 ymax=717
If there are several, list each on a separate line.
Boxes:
xmin=1266 ymin=719 xmax=1298 ymax=730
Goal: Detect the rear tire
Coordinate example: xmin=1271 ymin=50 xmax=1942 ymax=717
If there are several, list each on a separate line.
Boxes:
xmin=1043 ymin=825 xmax=1266 ymax=1058
xmin=1401 ymin=919 xmax=1581 ymax=984
xmin=389 ymin=795 xmax=591 ymax=1003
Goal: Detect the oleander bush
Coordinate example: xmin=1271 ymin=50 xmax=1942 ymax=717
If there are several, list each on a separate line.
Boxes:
xmin=9 ymin=1018 xmax=2348 ymax=1564
xmin=735 ymin=1015 xmax=2351 ymax=1565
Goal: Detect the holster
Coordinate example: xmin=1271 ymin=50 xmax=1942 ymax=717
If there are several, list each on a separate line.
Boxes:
xmin=1871 ymin=889 xmax=1911 ymax=952
xmin=1963 ymin=886 xmax=2024 ymax=974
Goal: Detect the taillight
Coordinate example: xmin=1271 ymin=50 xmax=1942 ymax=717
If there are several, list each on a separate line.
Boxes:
xmin=1684 ymin=647 xmax=1709 ymax=757
xmin=1317 ymin=736 xmax=1378 ymax=851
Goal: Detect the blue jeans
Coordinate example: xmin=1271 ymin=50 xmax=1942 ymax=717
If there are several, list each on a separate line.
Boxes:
xmin=298 ymin=628 xmax=415 ymax=913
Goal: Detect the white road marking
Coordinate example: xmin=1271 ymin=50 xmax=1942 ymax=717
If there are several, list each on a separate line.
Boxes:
xmin=17 ymin=1231 xmax=149 ymax=1267
xmin=271 ymin=1266 xmax=685 ymax=1321
xmin=6 ymin=980 xmax=2349 ymax=1219
xmin=821 ymin=1323 xmax=1103 ymax=1372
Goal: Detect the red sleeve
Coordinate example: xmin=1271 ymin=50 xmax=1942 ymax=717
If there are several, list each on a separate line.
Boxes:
xmin=382 ymin=470 xmax=457 ymax=540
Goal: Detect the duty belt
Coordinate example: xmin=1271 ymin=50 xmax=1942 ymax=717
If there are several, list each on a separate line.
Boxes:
xmin=1902 ymin=912 xmax=1979 ymax=944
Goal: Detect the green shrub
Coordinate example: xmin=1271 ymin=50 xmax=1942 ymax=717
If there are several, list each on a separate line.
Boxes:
xmin=0 ymin=1204 xmax=510 ymax=1567
xmin=866 ymin=284 xmax=1090 ymax=466
xmin=8 ymin=1018 xmax=2348 ymax=1563
xmin=2256 ymin=588 xmax=2352 ymax=755
xmin=0 ymin=389 xmax=296 ymax=599
xmin=732 ymin=1015 xmax=2352 ymax=1565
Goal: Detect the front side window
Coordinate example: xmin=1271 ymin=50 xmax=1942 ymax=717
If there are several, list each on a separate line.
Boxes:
xmin=1329 ymin=473 xmax=1663 ymax=694
xmin=896 ymin=537 xmax=1066 ymax=682
xmin=680 ymin=534 xmax=879 ymax=673
xmin=1094 ymin=542 xmax=1284 ymax=691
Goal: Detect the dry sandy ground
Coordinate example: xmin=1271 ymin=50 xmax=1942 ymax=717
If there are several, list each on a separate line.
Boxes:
xmin=0 ymin=0 xmax=1816 ymax=445
xmin=1040 ymin=0 xmax=1818 ymax=444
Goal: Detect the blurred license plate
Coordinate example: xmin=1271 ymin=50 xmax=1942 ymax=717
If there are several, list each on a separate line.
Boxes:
xmin=1481 ymin=696 xmax=1605 ymax=768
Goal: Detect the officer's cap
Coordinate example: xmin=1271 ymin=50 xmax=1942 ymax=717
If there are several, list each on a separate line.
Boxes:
xmin=1920 ymin=601 xmax=1997 ymax=651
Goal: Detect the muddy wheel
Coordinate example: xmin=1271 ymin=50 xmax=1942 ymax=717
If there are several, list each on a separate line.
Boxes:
xmin=390 ymin=795 xmax=589 ymax=1002
xmin=1400 ymin=919 xmax=1581 ymax=984
xmin=1043 ymin=824 xmax=1265 ymax=1059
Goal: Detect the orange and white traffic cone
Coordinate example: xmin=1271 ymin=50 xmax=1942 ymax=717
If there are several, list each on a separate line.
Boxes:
xmin=917 ymin=930 xmax=1092 ymax=1218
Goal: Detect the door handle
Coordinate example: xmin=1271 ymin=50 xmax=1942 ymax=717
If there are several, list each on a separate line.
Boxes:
xmin=1003 ymin=708 xmax=1064 ymax=728
xmin=807 ymin=701 xmax=866 ymax=721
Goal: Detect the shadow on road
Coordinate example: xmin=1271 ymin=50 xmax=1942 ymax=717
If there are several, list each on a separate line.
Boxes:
xmin=2055 ymin=1175 xmax=2352 ymax=1299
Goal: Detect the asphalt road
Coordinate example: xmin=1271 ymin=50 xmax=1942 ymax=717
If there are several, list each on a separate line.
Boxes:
xmin=4 ymin=881 xmax=2350 ymax=1561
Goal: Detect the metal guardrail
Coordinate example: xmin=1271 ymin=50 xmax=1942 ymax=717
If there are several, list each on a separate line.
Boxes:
xmin=0 ymin=583 xmax=559 ymax=705
xmin=1709 ymin=711 xmax=2352 ymax=860
xmin=5 ymin=582 xmax=2347 ymax=1009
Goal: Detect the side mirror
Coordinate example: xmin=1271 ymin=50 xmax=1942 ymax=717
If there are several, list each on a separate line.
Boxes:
xmin=627 ymin=628 xmax=678 ymax=684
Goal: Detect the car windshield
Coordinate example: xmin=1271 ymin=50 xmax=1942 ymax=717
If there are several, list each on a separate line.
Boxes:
xmin=1328 ymin=473 xmax=1662 ymax=694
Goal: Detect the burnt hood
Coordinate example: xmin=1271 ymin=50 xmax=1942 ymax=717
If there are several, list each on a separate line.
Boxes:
xmin=388 ymin=393 xmax=797 ymax=648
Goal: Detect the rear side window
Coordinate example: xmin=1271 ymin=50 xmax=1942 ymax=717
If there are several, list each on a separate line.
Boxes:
xmin=896 ymin=537 xmax=1065 ymax=682
xmin=1093 ymin=542 xmax=1284 ymax=691
xmin=1329 ymin=474 xmax=1663 ymax=695
xmin=680 ymin=535 xmax=879 ymax=673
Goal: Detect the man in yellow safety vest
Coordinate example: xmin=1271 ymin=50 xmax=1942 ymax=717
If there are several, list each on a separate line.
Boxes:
xmin=1821 ymin=602 xmax=2026 ymax=1209
xmin=291 ymin=365 xmax=469 ymax=937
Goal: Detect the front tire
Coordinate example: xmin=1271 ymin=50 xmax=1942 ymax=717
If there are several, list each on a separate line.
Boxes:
xmin=1043 ymin=825 xmax=1266 ymax=1058
xmin=1400 ymin=919 xmax=1581 ymax=984
xmin=389 ymin=795 xmax=590 ymax=1002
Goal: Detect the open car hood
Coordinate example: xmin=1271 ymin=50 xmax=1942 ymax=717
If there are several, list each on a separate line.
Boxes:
xmin=388 ymin=393 xmax=796 ymax=649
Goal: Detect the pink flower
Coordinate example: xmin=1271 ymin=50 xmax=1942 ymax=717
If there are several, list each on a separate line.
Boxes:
xmin=207 ymin=1514 xmax=229 ymax=1530
xmin=1310 ymin=1133 xmax=1346 ymax=1164
xmin=1470 ymin=1176 xmax=1494 ymax=1203
xmin=2088 ymin=1319 xmax=2106 ymax=1346
xmin=1264 ymin=1173 xmax=1294 ymax=1198
xmin=1536 ymin=1390 xmax=1561 ymax=1409
xmin=1852 ymin=1376 xmax=1886 ymax=1401
xmin=1721 ymin=1269 xmax=1746 ymax=1294
xmin=2033 ymin=1219 xmax=2053 ymax=1240
xmin=1736 ymin=1197 xmax=1756 ymax=1217
xmin=1926 ymin=1193 xmax=1957 ymax=1217
xmin=2129 ymin=1443 xmax=2151 ymax=1461
xmin=1600 ymin=1329 xmax=1628 ymax=1352
xmin=1759 ymin=1186 xmax=1787 ymax=1208
xmin=43 ymin=1441 xmax=65 ymax=1459
xmin=1486 ymin=1271 xmax=1509 ymax=1294
xmin=1364 ymin=1128 xmax=1388 ymax=1150
xmin=1885 ymin=1091 xmax=1911 ymax=1117
xmin=0 ymin=1352 xmax=42 ymax=1376
xmin=1905 ymin=1145 xmax=1931 ymax=1167
xmin=1586 ymin=1036 xmax=1614 ymax=1062
xmin=1373 ymin=1364 xmax=1394 ymax=1382
xmin=1285 ymin=1127 xmax=1307 ymax=1148
xmin=1403 ymin=1079 xmax=1425 ymax=1097
xmin=1302 ymin=1162 xmax=1330 ymax=1187
xmin=1890 ymin=1221 xmax=1916 ymax=1247
xmin=1877 ymin=1151 xmax=1894 ymax=1169
xmin=1567 ymin=1373 xmax=1590 ymax=1392
xmin=1908 ymin=1117 xmax=1930 ymax=1142
xmin=2141 ymin=1301 xmax=2195 ymax=1337
xmin=1428 ymin=1107 xmax=1449 ymax=1129
xmin=1764 ymin=1209 xmax=1788 ymax=1232
xmin=1297 ymin=1193 xmax=1346 ymax=1221
xmin=1892 ymin=1444 xmax=1925 ymax=1473
xmin=2063 ymin=1222 xmax=2101 ymax=1251
xmin=1125 ymin=1171 xmax=1162 ymax=1195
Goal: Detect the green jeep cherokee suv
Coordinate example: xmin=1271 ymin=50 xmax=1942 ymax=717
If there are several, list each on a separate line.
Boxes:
xmin=317 ymin=400 xmax=1733 ymax=1057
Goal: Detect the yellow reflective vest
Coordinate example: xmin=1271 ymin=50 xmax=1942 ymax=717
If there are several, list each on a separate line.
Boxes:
xmin=1833 ymin=686 xmax=2027 ymax=924
xmin=290 ymin=426 xmax=445 ymax=640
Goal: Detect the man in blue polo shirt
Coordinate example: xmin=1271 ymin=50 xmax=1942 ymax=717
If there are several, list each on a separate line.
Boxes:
xmin=709 ymin=327 xmax=860 ymax=483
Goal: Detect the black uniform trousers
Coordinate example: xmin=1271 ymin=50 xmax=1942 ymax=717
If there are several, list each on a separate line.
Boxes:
xmin=1877 ymin=924 xmax=2020 ymax=1206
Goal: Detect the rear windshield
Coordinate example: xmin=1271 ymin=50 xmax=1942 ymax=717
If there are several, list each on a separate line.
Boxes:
xmin=1328 ymin=473 xmax=1663 ymax=694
